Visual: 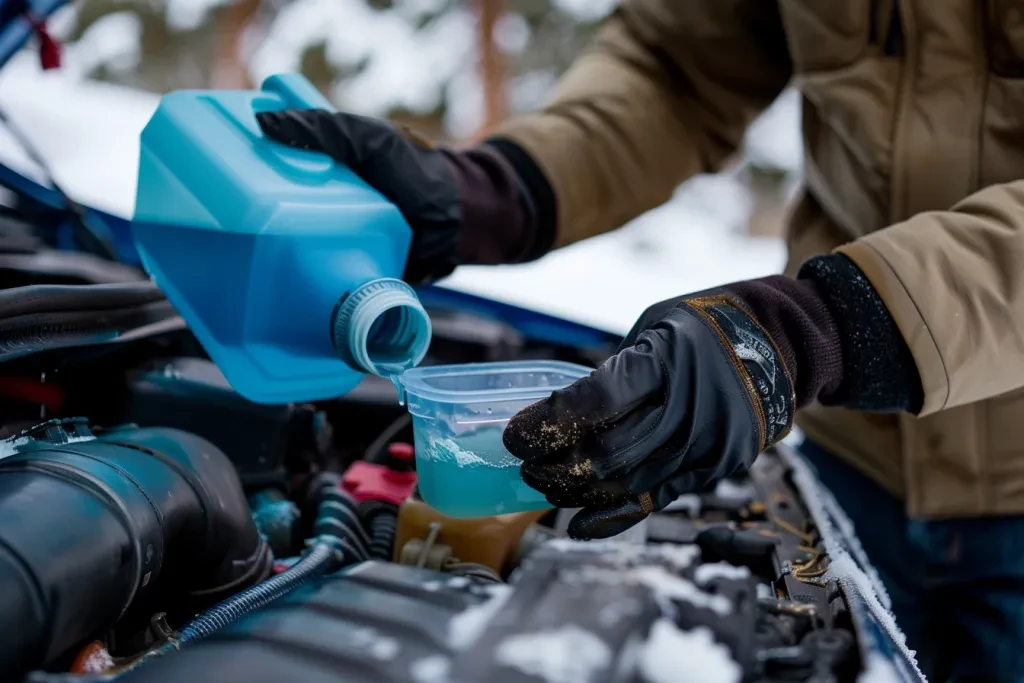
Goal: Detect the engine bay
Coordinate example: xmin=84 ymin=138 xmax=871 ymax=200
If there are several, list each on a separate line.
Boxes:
xmin=0 ymin=195 xmax=920 ymax=683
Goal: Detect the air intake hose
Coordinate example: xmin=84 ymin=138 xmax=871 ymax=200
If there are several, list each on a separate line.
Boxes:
xmin=0 ymin=419 xmax=271 ymax=679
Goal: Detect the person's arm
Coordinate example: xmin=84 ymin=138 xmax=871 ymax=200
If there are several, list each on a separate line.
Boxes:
xmin=498 ymin=180 xmax=1024 ymax=539
xmin=489 ymin=0 xmax=793 ymax=249
xmin=256 ymin=0 xmax=792 ymax=282
xmin=838 ymin=180 xmax=1024 ymax=414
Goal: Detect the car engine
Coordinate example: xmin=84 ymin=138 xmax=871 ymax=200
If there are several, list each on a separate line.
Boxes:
xmin=0 ymin=207 xmax=917 ymax=683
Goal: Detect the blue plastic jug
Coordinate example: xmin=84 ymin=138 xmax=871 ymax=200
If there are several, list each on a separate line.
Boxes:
xmin=132 ymin=73 xmax=431 ymax=404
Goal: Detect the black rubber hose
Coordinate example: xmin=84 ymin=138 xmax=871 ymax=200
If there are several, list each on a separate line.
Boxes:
xmin=307 ymin=473 xmax=373 ymax=565
xmin=367 ymin=507 xmax=398 ymax=561
xmin=0 ymin=282 xmax=164 ymax=318
xmin=363 ymin=412 xmax=411 ymax=463
xmin=0 ymin=301 xmax=180 ymax=361
xmin=119 ymin=476 xmax=352 ymax=677
xmin=0 ymin=421 xmax=271 ymax=679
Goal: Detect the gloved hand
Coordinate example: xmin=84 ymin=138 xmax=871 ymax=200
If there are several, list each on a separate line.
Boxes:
xmin=503 ymin=292 xmax=796 ymax=539
xmin=256 ymin=109 xmax=549 ymax=284
xmin=502 ymin=256 xmax=925 ymax=540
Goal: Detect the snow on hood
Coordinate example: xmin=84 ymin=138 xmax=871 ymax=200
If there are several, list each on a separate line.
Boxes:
xmin=779 ymin=444 xmax=927 ymax=683
xmin=494 ymin=625 xmax=613 ymax=683
xmin=640 ymin=619 xmax=742 ymax=683
xmin=0 ymin=52 xmax=157 ymax=218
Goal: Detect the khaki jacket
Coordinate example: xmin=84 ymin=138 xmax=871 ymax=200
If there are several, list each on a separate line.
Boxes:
xmin=493 ymin=0 xmax=1024 ymax=518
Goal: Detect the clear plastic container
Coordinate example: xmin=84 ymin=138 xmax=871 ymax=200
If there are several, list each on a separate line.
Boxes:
xmin=401 ymin=360 xmax=592 ymax=518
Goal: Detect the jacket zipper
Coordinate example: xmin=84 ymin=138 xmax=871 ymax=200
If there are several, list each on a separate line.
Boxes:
xmin=869 ymin=0 xmax=880 ymax=45
xmin=890 ymin=0 xmax=915 ymax=223
xmin=883 ymin=1 xmax=904 ymax=57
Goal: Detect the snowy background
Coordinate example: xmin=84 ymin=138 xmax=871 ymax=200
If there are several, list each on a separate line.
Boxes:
xmin=0 ymin=0 xmax=801 ymax=334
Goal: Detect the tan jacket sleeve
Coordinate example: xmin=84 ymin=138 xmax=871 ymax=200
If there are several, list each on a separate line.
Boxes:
xmin=838 ymin=181 xmax=1024 ymax=416
xmin=490 ymin=0 xmax=793 ymax=248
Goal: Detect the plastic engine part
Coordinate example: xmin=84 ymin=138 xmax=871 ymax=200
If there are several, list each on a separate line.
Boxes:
xmin=115 ymin=541 xmax=764 ymax=683
xmin=0 ymin=418 xmax=271 ymax=679
xmin=114 ymin=358 xmax=332 ymax=488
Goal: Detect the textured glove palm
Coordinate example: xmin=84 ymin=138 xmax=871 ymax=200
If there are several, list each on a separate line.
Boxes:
xmin=503 ymin=295 xmax=795 ymax=540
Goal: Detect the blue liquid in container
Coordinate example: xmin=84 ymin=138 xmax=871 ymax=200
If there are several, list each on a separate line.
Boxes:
xmin=413 ymin=427 xmax=550 ymax=518
xmin=132 ymin=73 xmax=430 ymax=404
xmin=402 ymin=360 xmax=593 ymax=518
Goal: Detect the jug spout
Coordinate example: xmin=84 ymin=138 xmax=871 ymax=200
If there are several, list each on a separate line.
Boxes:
xmin=331 ymin=278 xmax=431 ymax=378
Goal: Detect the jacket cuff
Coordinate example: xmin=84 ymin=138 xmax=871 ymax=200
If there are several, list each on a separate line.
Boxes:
xmin=715 ymin=253 xmax=923 ymax=413
xmin=716 ymin=275 xmax=843 ymax=410
xmin=440 ymin=142 xmax=554 ymax=266
xmin=484 ymin=137 xmax=557 ymax=260
xmin=797 ymin=253 xmax=924 ymax=413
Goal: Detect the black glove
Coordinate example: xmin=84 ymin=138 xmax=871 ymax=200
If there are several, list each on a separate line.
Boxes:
xmin=503 ymin=293 xmax=796 ymax=539
xmin=502 ymin=255 xmax=925 ymax=540
xmin=256 ymin=109 xmax=549 ymax=284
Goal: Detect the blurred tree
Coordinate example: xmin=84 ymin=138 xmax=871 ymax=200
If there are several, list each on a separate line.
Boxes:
xmin=475 ymin=0 xmax=506 ymax=138
xmin=58 ymin=0 xmax=615 ymax=140
xmin=57 ymin=0 xmax=799 ymax=236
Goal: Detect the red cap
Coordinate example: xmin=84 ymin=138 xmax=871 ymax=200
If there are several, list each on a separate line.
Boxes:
xmin=341 ymin=461 xmax=417 ymax=506
xmin=387 ymin=442 xmax=415 ymax=461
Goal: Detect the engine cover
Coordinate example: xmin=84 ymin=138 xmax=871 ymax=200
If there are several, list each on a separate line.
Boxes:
xmin=120 ymin=541 xmax=798 ymax=683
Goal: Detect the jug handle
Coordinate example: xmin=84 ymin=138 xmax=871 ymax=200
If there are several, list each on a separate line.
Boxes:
xmin=259 ymin=73 xmax=336 ymax=113
xmin=245 ymin=73 xmax=363 ymax=182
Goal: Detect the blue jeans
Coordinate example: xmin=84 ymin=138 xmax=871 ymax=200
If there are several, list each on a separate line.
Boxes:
xmin=799 ymin=439 xmax=1024 ymax=683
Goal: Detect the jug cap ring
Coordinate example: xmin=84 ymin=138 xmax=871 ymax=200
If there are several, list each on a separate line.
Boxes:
xmin=332 ymin=278 xmax=431 ymax=378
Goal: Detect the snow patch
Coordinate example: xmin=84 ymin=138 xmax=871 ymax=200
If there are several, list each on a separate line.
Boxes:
xmin=639 ymin=620 xmax=741 ymax=683
xmin=0 ymin=433 xmax=94 ymax=461
xmin=448 ymin=584 xmax=512 ymax=650
xmin=166 ymin=0 xmax=235 ymax=32
xmin=694 ymin=562 xmax=751 ymax=585
xmin=63 ymin=11 xmax=143 ymax=79
xmin=662 ymin=494 xmax=701 ymax=516
xmin=597 ymin=597 xmax=643 ymax=628
xmin=349 ymin=627 xmax=400 ymax=661
xmin=440 ymin=205 xmax=785 ymax=335
xmin=858 ymin=653 xmax=907 ymax=683
xmin=551 ymin=0 xmax=617 ymax=21
xmin=714 ymin=478 xmax=756 ymax=503
xmin=564 ymin=566 xmax=732 ymax=616
xmin=494 ymin=626 xmax=611 ymax=683
xmin=543 ymin=539 xmax=700 ymax=571
xmin=410 ymin=655 xmax=452 ymax=683
xmin=629 ymin=567 xmax=732 ymax=616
